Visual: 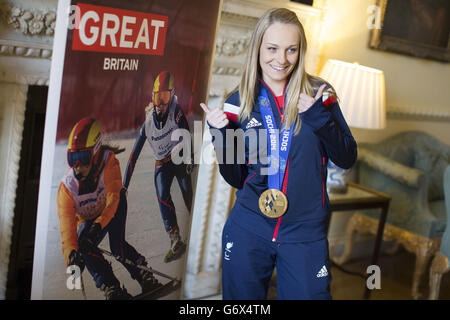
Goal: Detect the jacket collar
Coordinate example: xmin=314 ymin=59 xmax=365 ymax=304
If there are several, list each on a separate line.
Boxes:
xmin=257 ymin=78 xmax=289 ymax=118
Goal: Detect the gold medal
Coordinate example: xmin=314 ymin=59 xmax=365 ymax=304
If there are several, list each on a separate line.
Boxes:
xmin=259 ymin=189 xmax=288 ymax=218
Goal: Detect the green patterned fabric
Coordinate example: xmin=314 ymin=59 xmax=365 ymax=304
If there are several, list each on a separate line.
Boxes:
xmin=442 ymin=166 xmax=450 ymax=264
xmin=356 ymin=131 xmax=450 ymax=238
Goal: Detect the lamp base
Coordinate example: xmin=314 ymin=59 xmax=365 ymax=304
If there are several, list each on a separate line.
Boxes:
xmin=327 ymin=184 xmax=348 ymax=194
xmin=326 ymin=160 xmax=348 ymax=194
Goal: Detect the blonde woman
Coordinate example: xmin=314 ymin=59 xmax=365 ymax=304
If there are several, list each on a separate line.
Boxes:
xmin=201 ymin=8 xmax=357 ymax=299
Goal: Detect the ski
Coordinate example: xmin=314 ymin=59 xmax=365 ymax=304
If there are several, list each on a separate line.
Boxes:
xmin=97 ymin=247 xmax=178 ymax=281
xmin=131 ymin=279 xmax=181 ymax=300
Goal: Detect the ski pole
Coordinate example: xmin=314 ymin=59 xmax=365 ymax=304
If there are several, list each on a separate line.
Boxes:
xmin=80 ymin=271 xmax=87 ymax=300
xmin=97 ymin=247 xmax=180 ymax=283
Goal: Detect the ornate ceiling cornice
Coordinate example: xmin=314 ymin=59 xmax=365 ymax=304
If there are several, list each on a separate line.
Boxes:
xmin=0 ymin=39 xmax=52 ymax=59
xmin=6 ymin=6 xmax=56 ymax=36
xmin=0 ymin=1 xmax=56 ymax=59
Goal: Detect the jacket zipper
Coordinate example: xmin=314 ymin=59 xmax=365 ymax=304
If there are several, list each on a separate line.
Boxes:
xmin=322 ymin=156 xmax=325 ymax=207
xmin=272 ymin=218 xmax=283 ymax=242
xmin=259 ymin=79 xmax=288 ymax=118
xmin=243 ymin=172 xmax=256 ymax=190
xmin=272 ymin=158 xmax=289 ymax=242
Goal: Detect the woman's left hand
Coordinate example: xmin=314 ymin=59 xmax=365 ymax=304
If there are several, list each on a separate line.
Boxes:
xmin=298 ymin=84 xmax=327 ymax=113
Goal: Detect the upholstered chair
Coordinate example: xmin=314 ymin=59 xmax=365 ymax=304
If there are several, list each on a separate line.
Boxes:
xmin=428 ymin=165 xmax=450 ymax=299
xmin=333 ymin=131 xmax=450 ymax=299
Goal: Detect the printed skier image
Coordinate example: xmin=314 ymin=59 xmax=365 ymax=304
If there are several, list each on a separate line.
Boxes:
xmin=123 ymin=71 xmax=194 ymax=263
xmin=31 ymin=0 xmax=221 ymax=300
xmin=57 ymin=117 xmax=164 ymax=300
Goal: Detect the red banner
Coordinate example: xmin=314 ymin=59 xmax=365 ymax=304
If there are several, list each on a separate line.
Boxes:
xmin=72 ymin=3 xmax=168 ymax=55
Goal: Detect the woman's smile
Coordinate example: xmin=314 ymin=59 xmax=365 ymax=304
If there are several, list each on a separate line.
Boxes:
xmin=259 ymin=22 xmax=300 ymax=95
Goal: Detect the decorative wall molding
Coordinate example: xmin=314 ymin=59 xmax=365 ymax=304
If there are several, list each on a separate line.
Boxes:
xmin=215 ymin=35 xmax=251 ymax=58
xmin=0 ymin=82 xmax=28 ymax=299
xmin=387 ymin=105 xmax=450 ymax=122
xmin=0 ymin=39 xmax=52 ymax=59
xmin=0 ymin=0 xmax=56 ymax=60
xmin=219 ymin=11 xmax=259 ymax=27
xmin=212 ymin=64 xmax=241 ymax=76
xmin=184 ymin=97 xmax=234 ymax=299
xmin=0 ymin=72 xmax=49 ymax=86
xmin=0 ymin=48 xmax=51 ymax=86
xmin=6 ymin=6 xmax=56 ymax=36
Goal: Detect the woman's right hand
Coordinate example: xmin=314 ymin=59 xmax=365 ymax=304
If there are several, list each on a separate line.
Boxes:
xmin=200 ymin=103 xmax=229 ymax=129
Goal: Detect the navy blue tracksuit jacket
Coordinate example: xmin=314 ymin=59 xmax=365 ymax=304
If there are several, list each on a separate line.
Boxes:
xmin=211 ymin=79 xmax=357 ymax=299
xmin=213 ymin=80 xmax=357 ymax=243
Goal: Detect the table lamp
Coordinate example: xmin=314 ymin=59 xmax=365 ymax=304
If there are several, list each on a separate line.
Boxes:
xmin=319 ymin=59 xmax=386 ymax=193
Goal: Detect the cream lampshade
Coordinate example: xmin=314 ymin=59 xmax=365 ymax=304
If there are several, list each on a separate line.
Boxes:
xmin=319 ymin=59 xmax=386 ymax=129
xmin=319 ymin=59 xmax=387 ymax=193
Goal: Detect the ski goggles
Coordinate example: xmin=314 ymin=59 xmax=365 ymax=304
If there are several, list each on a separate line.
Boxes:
xmin=153 ymin=90 xmax=171 ymax=106
xmin=67 ymin=148 xmax=93 ymax=168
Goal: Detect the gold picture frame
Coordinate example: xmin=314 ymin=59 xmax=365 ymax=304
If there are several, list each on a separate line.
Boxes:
xmin=369 ymin=0 xmax=450 ymax=63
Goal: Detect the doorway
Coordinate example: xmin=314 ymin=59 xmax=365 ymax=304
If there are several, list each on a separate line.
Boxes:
xmin=6 ymin=85 xmax=47 ymax=299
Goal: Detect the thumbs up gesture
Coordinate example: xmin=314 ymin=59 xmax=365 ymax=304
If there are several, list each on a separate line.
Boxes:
xmin=298 ymin=84 xmax=327 ymax=113
xmin=200 ymin=103 xmax=229 ymax=129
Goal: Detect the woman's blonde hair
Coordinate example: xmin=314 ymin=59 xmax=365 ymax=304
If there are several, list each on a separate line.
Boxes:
xmin=238 ymin=8 xmax=337 ymax=134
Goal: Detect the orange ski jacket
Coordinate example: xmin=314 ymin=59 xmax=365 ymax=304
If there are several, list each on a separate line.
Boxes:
xmin=56 ymin=150 xmax=122 ymax=265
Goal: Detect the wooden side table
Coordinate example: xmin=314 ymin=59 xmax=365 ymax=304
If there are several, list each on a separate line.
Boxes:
xmin=327 ymin=181 xmax=391 ymax=299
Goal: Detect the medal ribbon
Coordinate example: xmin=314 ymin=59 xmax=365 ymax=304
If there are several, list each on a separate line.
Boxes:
xmin=259 ymin=88 xmax=294 ymax=191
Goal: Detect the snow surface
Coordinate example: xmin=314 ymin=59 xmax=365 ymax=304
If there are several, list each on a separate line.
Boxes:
xmin=42 ymin=138 xmax=191 ymax=299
